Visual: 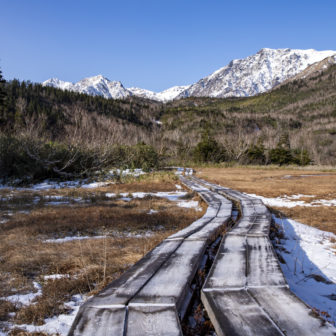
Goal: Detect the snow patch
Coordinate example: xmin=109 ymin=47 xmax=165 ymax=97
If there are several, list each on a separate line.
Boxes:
xmin=44 ymin=236 xmax=106 ymax=243
xmin=3 ymin=282 xmax=42 ymax=306
xmin=44 ymin=274 xmax=70 ymax=280
xmin=245 ymin=193 xmax=336 ymax=208
xmin=177 ymin=200 xmax=202 ymax=211
xmin=11 ymin=294 xmax=86 ymax=336
xmin=81 ymin=181 xmax=111 ymax=189
xmin=272 ymin=215 xmax=336 ymax=324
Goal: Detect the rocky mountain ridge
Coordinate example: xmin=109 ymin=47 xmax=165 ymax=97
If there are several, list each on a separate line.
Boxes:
xmin=43 ymin=48 xmax=336 ymax=102
xmin=177 ymin=48 xmax=336 ymax=99
xmin=43 ymin=76 xmax=188 ymax=102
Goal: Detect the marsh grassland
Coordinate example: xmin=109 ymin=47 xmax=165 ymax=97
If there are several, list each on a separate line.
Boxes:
xmin=197 ymin=166 xmax=336 ymax=234
xmin=0 ymin=172 xmax=204 ymax=334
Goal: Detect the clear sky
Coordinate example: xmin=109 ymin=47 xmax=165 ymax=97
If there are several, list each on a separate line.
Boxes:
xmin=1 ymin=0 xmax=335 ymax=92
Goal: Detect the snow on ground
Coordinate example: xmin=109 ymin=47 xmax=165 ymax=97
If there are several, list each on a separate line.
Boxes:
xmin=44 ymin=235 xmax=106 ymax=243
xmin=272 ymin=215 xmax=336 ymax=324
xmin=177 ymin=200 xmax=202 ymax=211
xmin=11 ymin=294 xmax=85 ymax=336
xmin=132 ymin=191 xmax=188 ymax=201
xmin=110 ymin=230 xmax=155 ymax=238
xmin=44 ymin=274 xmax=70 ymax=280
xmin=110 ymin=168 xmax=145 ymax=177
xmin=25 ymin=180 xmax=82 ymax=190
xmin=105 ymin=190 xmax=203 ymax=211
xmin=246 ymin=193 xmax=336 ymax=208
xmin=0 ymin=169 xmax=146 ymax=191
xmin=44 ymin=231 xmax=157 ymax=244
xmin=81 ymin=181 xmax=112 ymax=189
xmin=3 ymin=282 xmax=42 ymax=306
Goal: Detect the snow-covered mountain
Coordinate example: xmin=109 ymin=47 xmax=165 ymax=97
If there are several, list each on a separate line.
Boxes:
xmin=43 ymin=75 xmax=130 ymax=99
xmin=43 ymin=76 xmax=189 ymax=102
xmin=43 ymin=48 xmax=336 ymax=102
xmin=127 ymin=85 xmax=190 ymax=102
xmin=156 ymin=86 xmax=190 ymax=102
xmin=278 ymin=54 xmax=336 ymax=85
xmin=177 ymin=48 xmax=336 ymax=99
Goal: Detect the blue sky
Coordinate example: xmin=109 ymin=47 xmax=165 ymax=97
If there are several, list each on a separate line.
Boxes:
xmin=1 ymin=0 xmax=335 ymax=91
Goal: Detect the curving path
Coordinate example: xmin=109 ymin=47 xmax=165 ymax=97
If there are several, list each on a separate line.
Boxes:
xmin=68 ymin=175 xmax=232 ymax=336
xmin=68 ymin=174 xmax=336 ymax=335
xmin=191 ymin=176 xmax=336 ymax=336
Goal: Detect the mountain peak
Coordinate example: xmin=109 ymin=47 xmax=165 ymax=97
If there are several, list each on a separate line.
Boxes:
xmin=43 ymin=48 xmax=336 ymax=102
xmin=43 ymin=76 xmax=189 ymax=102
xmin=178 ymin=48 xmax=336 ymax=99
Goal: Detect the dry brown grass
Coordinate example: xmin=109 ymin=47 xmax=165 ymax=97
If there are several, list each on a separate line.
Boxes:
xmin=2 ymin=196 xmax=198 ymax=237
xmin=9 ymin=329 xmax=52 ymax=336
xmin=273 ymin=206 xmax=336 ymax=234
xmin=0 ymin=173 xmax=204 ymax=333
xmin=197 ymin=166 xmax=336 ymax=233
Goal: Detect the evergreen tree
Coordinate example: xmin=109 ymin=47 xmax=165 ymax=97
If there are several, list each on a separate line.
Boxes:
xmin=193 ymin=129 xmax=225 ymax=163
xmin=0 ymin=69 xmax=6 ymax=111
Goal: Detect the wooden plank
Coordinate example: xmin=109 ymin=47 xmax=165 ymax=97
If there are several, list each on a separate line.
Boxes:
xmin=191 ymin=177 xmax=336 ymax=335
xmin=247 ymin=214 xmax=271 ymax=236
xmin=68 ymin=305 xmax=125 ymax=336
xmin=201 ymin=289 xmax=283 ymax=336
xmin=127 ymin=304 xmax=182 ymax=336
xmin=80 ymin=239 xmax=181 ymax=307
xmin=249 ymin=287 xmax=336 ymax=336
xmin=203 ymin=234 xmax=246 ymax=289
xmin=131 ymin=240 xmax=206 ymax=312
xmin=167 ymin=214 xmax=216 ymax=240
xmin=246 ymin=236 xmax=286 ymax=287
xmin=167 ymin=194 xmax=221 ymax=240
xmin=186 ymin=216 xmax=229 ymax=241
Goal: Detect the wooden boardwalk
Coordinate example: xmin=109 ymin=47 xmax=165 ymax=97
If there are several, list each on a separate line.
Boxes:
xmin=68 ymin=176 xmax=232 ymax=336
xmin=192 ymin=177 xmax=336 ymax=336
xmin=68 ymin=174 xmax=336 ymax=336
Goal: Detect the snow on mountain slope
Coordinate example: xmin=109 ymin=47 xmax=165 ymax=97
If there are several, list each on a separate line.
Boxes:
xmin=43 ymin=78 xmax=74 ymax=91
xmin=127 ymin=87 xmax=159 ymax=101
xmin=43 ymin=76 xmax=189 ymax=102
xmin=43 ymin=48 xmax=336 ymax=102
xmin=178 ymin=48 xmax=336 ymax=99
xmin=278 ymin=55 xmax=336 ymax=86
xmin=74 ymin=75 xmax=130 ymax=99
xmin=155 ymin=85 xmax=190 ymax=102
xmin=43 ymin=75 xmax=131 ymax=99
xmin=128 ymin=85 xmax=189 ymax=102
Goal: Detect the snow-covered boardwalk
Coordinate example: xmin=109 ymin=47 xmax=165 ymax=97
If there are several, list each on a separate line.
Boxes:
xmin=68 ymin=176 xmax=232 ymax=336
xmin=192 ymin=177 xmax=336 ymax=336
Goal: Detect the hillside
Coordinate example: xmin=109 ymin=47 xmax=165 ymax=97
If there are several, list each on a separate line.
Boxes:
xmin=0 ymin=80 xmax=163 ymax=181
xmin=0 ymin=61 xmax=336 ymax=182
xmin=161 ymin=61 xmax=336 ymax=165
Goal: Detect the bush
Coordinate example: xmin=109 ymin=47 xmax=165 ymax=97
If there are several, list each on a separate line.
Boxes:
xmin=193 ymin=131 xmax=225 ymax=163
xmin=0 ymin=135 xmax=160 ymax=181
xmin=0 ymin=135 xmax=99 ymax=181
xmin=246 ymin=143 xmax=266 ymax=164
xmin=269 ymin=147 xmax=293 ymax=165
xmin=292 ymin=148 xmax=311 ymax=165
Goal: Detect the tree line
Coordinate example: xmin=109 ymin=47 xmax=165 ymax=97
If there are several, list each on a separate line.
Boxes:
xmin=1 ymin=65 xmax=334 ymax=182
